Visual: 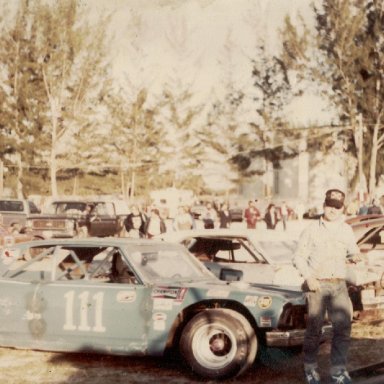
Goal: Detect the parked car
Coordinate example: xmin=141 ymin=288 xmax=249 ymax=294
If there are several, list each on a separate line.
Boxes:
xmin=228 ymin=204 xmax=244 ymax=222
xmin=159 ymin=228 xmax=384 ymax=320
xmin=0 ymin=198 xmax=41 ymax=229
xmin=0 ymin=223 xmax=35 ymax=248
xmin=0 ymin=237 xmax=330 ymax=380
xmin=349 ymin=215 xmax=384 ymax=263
xmin=27 ymin=199 xmax=127 ymax=239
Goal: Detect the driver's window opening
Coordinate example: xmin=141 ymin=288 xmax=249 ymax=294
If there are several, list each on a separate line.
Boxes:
xmin=3 ymin=246 xmax=138 ymax=284
xmin=111 ymin=251 xmax=137 ymax=284
xmin=187 ymin=238 xmax=260 ymax=263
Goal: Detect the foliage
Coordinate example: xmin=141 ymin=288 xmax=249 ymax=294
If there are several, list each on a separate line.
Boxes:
xmin=0 ymin=0 xmax=113 ymax=197
xmin=157 ymin=85 xmax=204 ymax=189
xmin=244 ymin=44 xmax=300 ymax=173
xmin=281 ymin=0 xmax=384 ymax=194
xmin=102 ymin=88 xmax=167 ymax=198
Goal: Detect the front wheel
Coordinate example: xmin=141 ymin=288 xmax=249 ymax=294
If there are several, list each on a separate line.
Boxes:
xmin=179 ymin=309 xmax=257 ymax=379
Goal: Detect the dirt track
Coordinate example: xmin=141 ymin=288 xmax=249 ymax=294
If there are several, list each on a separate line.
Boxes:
xmin=0 ymin=321 xmax=383 ymax=384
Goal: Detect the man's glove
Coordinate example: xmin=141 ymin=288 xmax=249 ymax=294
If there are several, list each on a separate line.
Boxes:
xmin=306 ymin=277 xmax=321 ymax=292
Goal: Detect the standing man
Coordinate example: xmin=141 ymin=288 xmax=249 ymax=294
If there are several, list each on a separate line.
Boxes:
xmin=279 ymin=201 xmax=289 ymax=230
xmin=293 ymin=189 xmax=360 ymax=384
xmin=379 ymin=195 xmax=384 ymax=214
xmin=244 ymin=200 xmax=260 ymax=229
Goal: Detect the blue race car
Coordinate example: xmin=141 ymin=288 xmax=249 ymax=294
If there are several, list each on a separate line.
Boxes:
xmin=0 ymin=237 xmax=328 ymax=379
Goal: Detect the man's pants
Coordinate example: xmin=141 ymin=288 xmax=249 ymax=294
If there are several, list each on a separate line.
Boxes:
xmin=304 ymin=280 xmax=352 ymax=375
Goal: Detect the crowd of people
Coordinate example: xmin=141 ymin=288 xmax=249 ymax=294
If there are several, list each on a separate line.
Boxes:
xmin=123 ymin=193 xmax=384 ymax=239
xmin=345 ymin=195 xmax=384 ymax=216
xmin=123 ymin=198 xmax=298 ymax=238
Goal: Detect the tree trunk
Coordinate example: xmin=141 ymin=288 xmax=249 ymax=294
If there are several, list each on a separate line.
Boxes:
xmin=130 ymin=170 xmax=136 ymax=199
xmin=50 ymin=153 xmax=58 ymax=198
xmin=72 ymin=175 xmax=78 ymax=195
xmin=50 ymin=114 xmax=58 ymax=198
xmin=16 ymin=153 xmax=23 ymax=198
xmin=120 ymin=167 xmax=125 ymax=198
xmin=354 ymin=114 xmax=366 ymax=196
xmin=369 ymin=119 xmax=380 ymax=196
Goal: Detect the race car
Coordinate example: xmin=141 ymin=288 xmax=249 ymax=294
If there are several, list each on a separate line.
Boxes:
xmin=0 ymin=237 xmax=326 ymax=380
xmin=159 ymin=227 xmax=384 ymax=320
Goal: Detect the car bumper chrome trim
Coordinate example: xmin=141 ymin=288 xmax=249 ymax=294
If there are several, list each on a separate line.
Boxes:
xmin=265 ymin=325 xmax=332 ymax=347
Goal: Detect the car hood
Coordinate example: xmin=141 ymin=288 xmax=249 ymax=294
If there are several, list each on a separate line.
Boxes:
xmin=159 ymin=277 xmax=304 ymax=301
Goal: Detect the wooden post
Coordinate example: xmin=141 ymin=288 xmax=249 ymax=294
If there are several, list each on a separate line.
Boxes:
xmin=0 ymin=160 xmax=3 ymax=197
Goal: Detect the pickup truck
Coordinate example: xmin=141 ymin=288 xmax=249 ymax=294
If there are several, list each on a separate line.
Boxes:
xmin=27 ymin=199 xmax=128 ymax=239
xmin=0 ymin=199 xmax=41 ymax=229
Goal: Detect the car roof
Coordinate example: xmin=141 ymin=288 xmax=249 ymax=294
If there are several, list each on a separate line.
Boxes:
xmin=9 ymin=237 xmax=180 ymax=249
xmin=159 ymin=228 xmax=299 ymax=242
xmin=349 ymin=216 xmax=384 ymax=244
xmin=346 ymin=214 xmax=384 ymax=225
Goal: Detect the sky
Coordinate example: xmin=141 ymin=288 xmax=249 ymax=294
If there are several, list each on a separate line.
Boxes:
xmin=1 ymin=0 xmax=331 ymax=125
xmin=85 ymin=0 xmax=332 ymax=127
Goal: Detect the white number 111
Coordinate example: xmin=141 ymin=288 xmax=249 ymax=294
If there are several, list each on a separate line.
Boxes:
xmin=63 ymin=290 xmax=106 ymax=332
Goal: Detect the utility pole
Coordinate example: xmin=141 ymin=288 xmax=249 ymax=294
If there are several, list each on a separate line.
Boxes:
xmin=0 ymin=160 xmax=3 ymax=197
xmin=356 ymin=113 xmax=366 ymax=201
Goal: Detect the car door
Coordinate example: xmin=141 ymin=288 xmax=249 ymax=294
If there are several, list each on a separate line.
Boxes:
xmin=0 ymin=244 xmax=152 ymax=353
xmin=88 ymin=202 xmax=118 ymax=237
xmin=34 ymin=279 xmax=152 ymax=353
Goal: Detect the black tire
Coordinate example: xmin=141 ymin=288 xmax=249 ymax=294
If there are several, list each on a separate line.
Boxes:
xmin=179 ymin=309 xmax=257 ymax=379
xmin=230 ymin=310 xmax=258 ymax=375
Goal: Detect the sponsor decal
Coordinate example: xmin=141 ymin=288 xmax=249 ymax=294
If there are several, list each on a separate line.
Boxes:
xmin=244 ymin=295 xmax=259 ymax=307
xmin=260 ymin=316 xmax=272 ymax=327
xmin=206 ymin=289 xmax=230 ymax=298
xmin=152 ymin=312 xmax=167 ymax=321
xmin=153 ymin=298 xmax=173 ymax=311
xmin=152 ymin=312 xmax=167 ymax=331
xmin=116 ymin=290 xmax=137 ymax=303
xmin=258 ymin=296 xmax=272 ymax=309
xmin=152 ymin=287 xmax=187 ymax=303
xmin=1 ymin=248 xmax=18 ymax=265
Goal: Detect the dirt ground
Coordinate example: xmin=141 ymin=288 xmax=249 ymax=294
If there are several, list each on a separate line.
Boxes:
xmin=0 ymin=320 xmax=382 ymax=384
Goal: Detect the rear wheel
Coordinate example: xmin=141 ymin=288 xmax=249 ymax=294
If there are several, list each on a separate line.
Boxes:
xmin=180 ymin=309 xmax=257 ymax=379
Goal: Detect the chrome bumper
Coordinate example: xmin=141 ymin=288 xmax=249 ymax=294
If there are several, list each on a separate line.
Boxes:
xmin=266 ymin=325 xmax=332 ymax=347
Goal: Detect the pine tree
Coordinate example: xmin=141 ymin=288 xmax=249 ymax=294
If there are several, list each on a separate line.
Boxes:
xmin=281 ymin=0 xmax=384 ymax=195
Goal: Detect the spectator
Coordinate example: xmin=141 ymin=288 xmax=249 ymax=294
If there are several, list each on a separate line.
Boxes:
xmin=172 ymin=205 xmax=195 ymax=231
xmin=144 ymin=208 xmax=166 ymax=238
xmin=358 ymin=199 xmax=369 ymax=215
xmin=264 ymin=203 xmax=279 ymax=230
xmin=124 ymin=205 xmax=147 ymax=238
xmin=345 ymin=198 xmax=360 ymax=216
xmin=379 ymin=195 xmax=384 ymax=214
xmin=279 ymin=201 xmax=289 ymax=230
xmin=79 ymin=203 xmax=96 ymax=237
xmin=293 ymin=188 xmax=360 ymax=384
xmin=367 ymin=199 xmax=382 ymax=214
xmin=218 ymin=202 xmax=232 ymax=228
xmin=296 ymin=201 xmax=305 ymax=221
xmin=201 ymin=202 xmax=218 ymax=229
xmin=244 ymin=200 xmax=260 ymax=229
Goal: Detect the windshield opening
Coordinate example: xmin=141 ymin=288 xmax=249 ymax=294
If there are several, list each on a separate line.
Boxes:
xmin=126 ymin=246 xmax=212 ymax=281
